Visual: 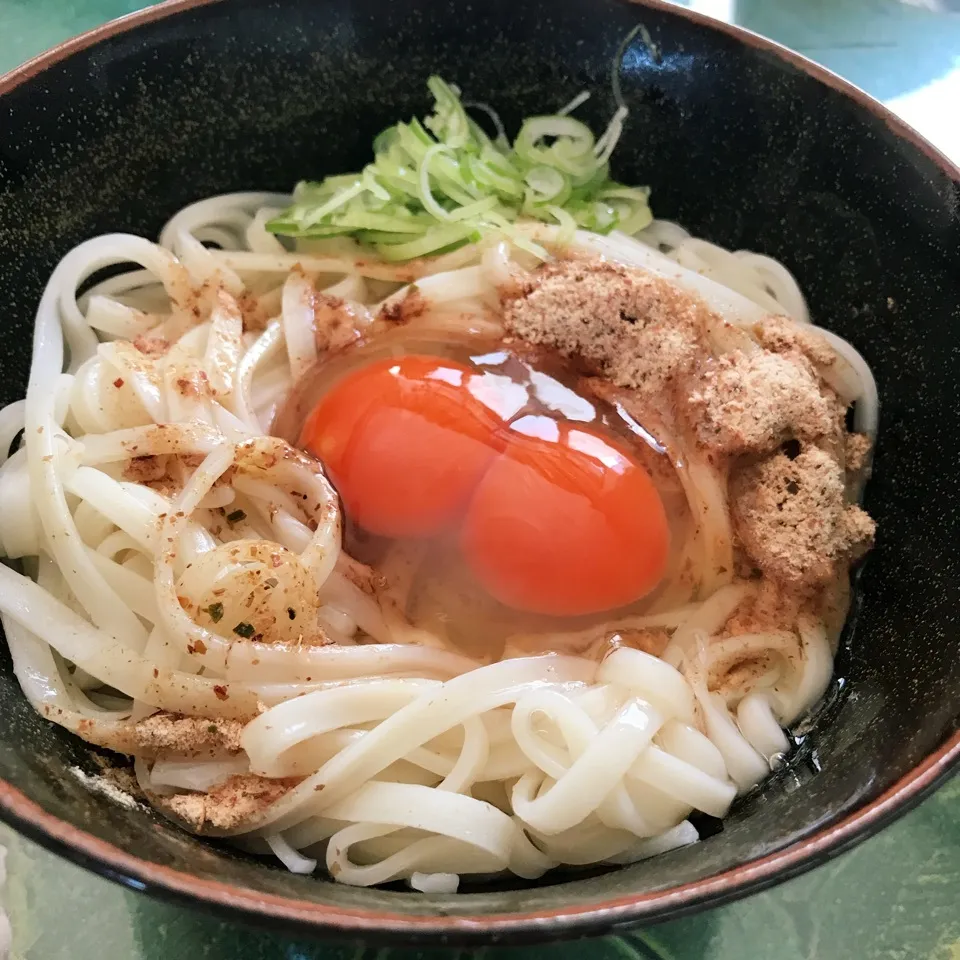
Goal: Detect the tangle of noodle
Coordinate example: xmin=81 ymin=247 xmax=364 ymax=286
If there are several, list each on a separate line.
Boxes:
xmin=0 ymin=192 xmax=877 ymax=891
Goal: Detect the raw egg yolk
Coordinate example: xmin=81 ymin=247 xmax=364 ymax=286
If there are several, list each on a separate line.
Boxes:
xmin=299 ymin=355 xmax=502 ymax=538
xmin=301 ymin=358 xmax=670 ymax=615
xmin=460 ymin=416 xmax=670 ymax=616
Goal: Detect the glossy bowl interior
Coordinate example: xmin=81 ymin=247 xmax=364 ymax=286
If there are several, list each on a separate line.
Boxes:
xmin=0 ymin=0 xmax=958 ymax=943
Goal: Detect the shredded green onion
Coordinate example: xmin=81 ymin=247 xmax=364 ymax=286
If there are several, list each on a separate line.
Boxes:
xmin=267 ymin=77 xmax=652 ymax=260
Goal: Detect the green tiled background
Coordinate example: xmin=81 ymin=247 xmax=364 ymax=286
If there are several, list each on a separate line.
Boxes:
xmin=1 ymin=1 xmax=958 ymax=957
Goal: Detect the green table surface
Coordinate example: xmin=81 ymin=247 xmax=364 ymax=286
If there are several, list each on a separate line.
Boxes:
xmin=1 ymin=1 xmax=958 ymax=958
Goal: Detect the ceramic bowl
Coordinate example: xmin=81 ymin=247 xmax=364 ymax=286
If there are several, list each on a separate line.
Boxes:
xmin=0 ymin=0 xmax=958 ymax=944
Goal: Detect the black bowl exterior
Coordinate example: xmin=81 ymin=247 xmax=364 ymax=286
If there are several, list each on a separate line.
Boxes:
xmin=0 ymin=0 xmax=958 ymax=943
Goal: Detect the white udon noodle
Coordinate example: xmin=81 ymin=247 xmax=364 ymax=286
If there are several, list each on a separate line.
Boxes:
xmin=0 ymin=193 xmax=878 ymax=892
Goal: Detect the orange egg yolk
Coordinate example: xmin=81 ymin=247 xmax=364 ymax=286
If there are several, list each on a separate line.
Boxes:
xmin=461 ymin=416 xmax=670 ymax=616
xmin=300 ymin=354 xmax=670 ymax=615
xmin=299 ymin=355 xmax=502 ymax=538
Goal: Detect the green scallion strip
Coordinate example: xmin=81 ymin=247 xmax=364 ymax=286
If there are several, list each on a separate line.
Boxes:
xmin=355 ymin=229 xmax=424 ymax=244
xmin=468 ymin=155 xmax=524 ymax=199
xmin=447 ymin=194 xmax=501 ymax=222
xmin=299 ymin=180 xmax=366 ymax=228
xmin=375 ymin=222 xmax=481 ymax=261
xmin=418 ymin=143 xmax=455 ymax=220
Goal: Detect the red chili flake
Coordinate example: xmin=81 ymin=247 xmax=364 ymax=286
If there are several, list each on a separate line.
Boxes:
xmin=113 ymin=378 xmax=124 ymax=388
xmin=213 ymin=685 xmax=229 ymax=701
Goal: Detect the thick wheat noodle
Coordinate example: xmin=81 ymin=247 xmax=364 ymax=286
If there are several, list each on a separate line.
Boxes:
xmin=0 ymin=194 xmax=876 ymax=891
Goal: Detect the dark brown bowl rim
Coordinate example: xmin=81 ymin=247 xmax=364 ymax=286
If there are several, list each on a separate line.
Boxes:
xmin=1 ymin=0 xmax=959 ymax=944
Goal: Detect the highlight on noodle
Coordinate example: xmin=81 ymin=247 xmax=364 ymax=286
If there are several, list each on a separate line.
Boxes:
xmin=0 ymin=78 xmax=877 ymax=894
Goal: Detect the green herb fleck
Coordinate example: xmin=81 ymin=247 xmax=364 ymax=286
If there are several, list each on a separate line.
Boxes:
xmin=206 ymin=602 xmax=224 ymax=623
xmin=226 ymin=509 xmax=247 ymax=524
xmin=233 ymin=622 xmax=255 ymax=638
xmin=207 ymin=724 xmax=218 ymax=734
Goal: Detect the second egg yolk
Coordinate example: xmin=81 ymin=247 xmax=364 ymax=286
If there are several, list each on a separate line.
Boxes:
xmin=460 ymin=417 xmax=670 ymax=616
xmin=300 ymin=354 xmax=670 ymax=616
